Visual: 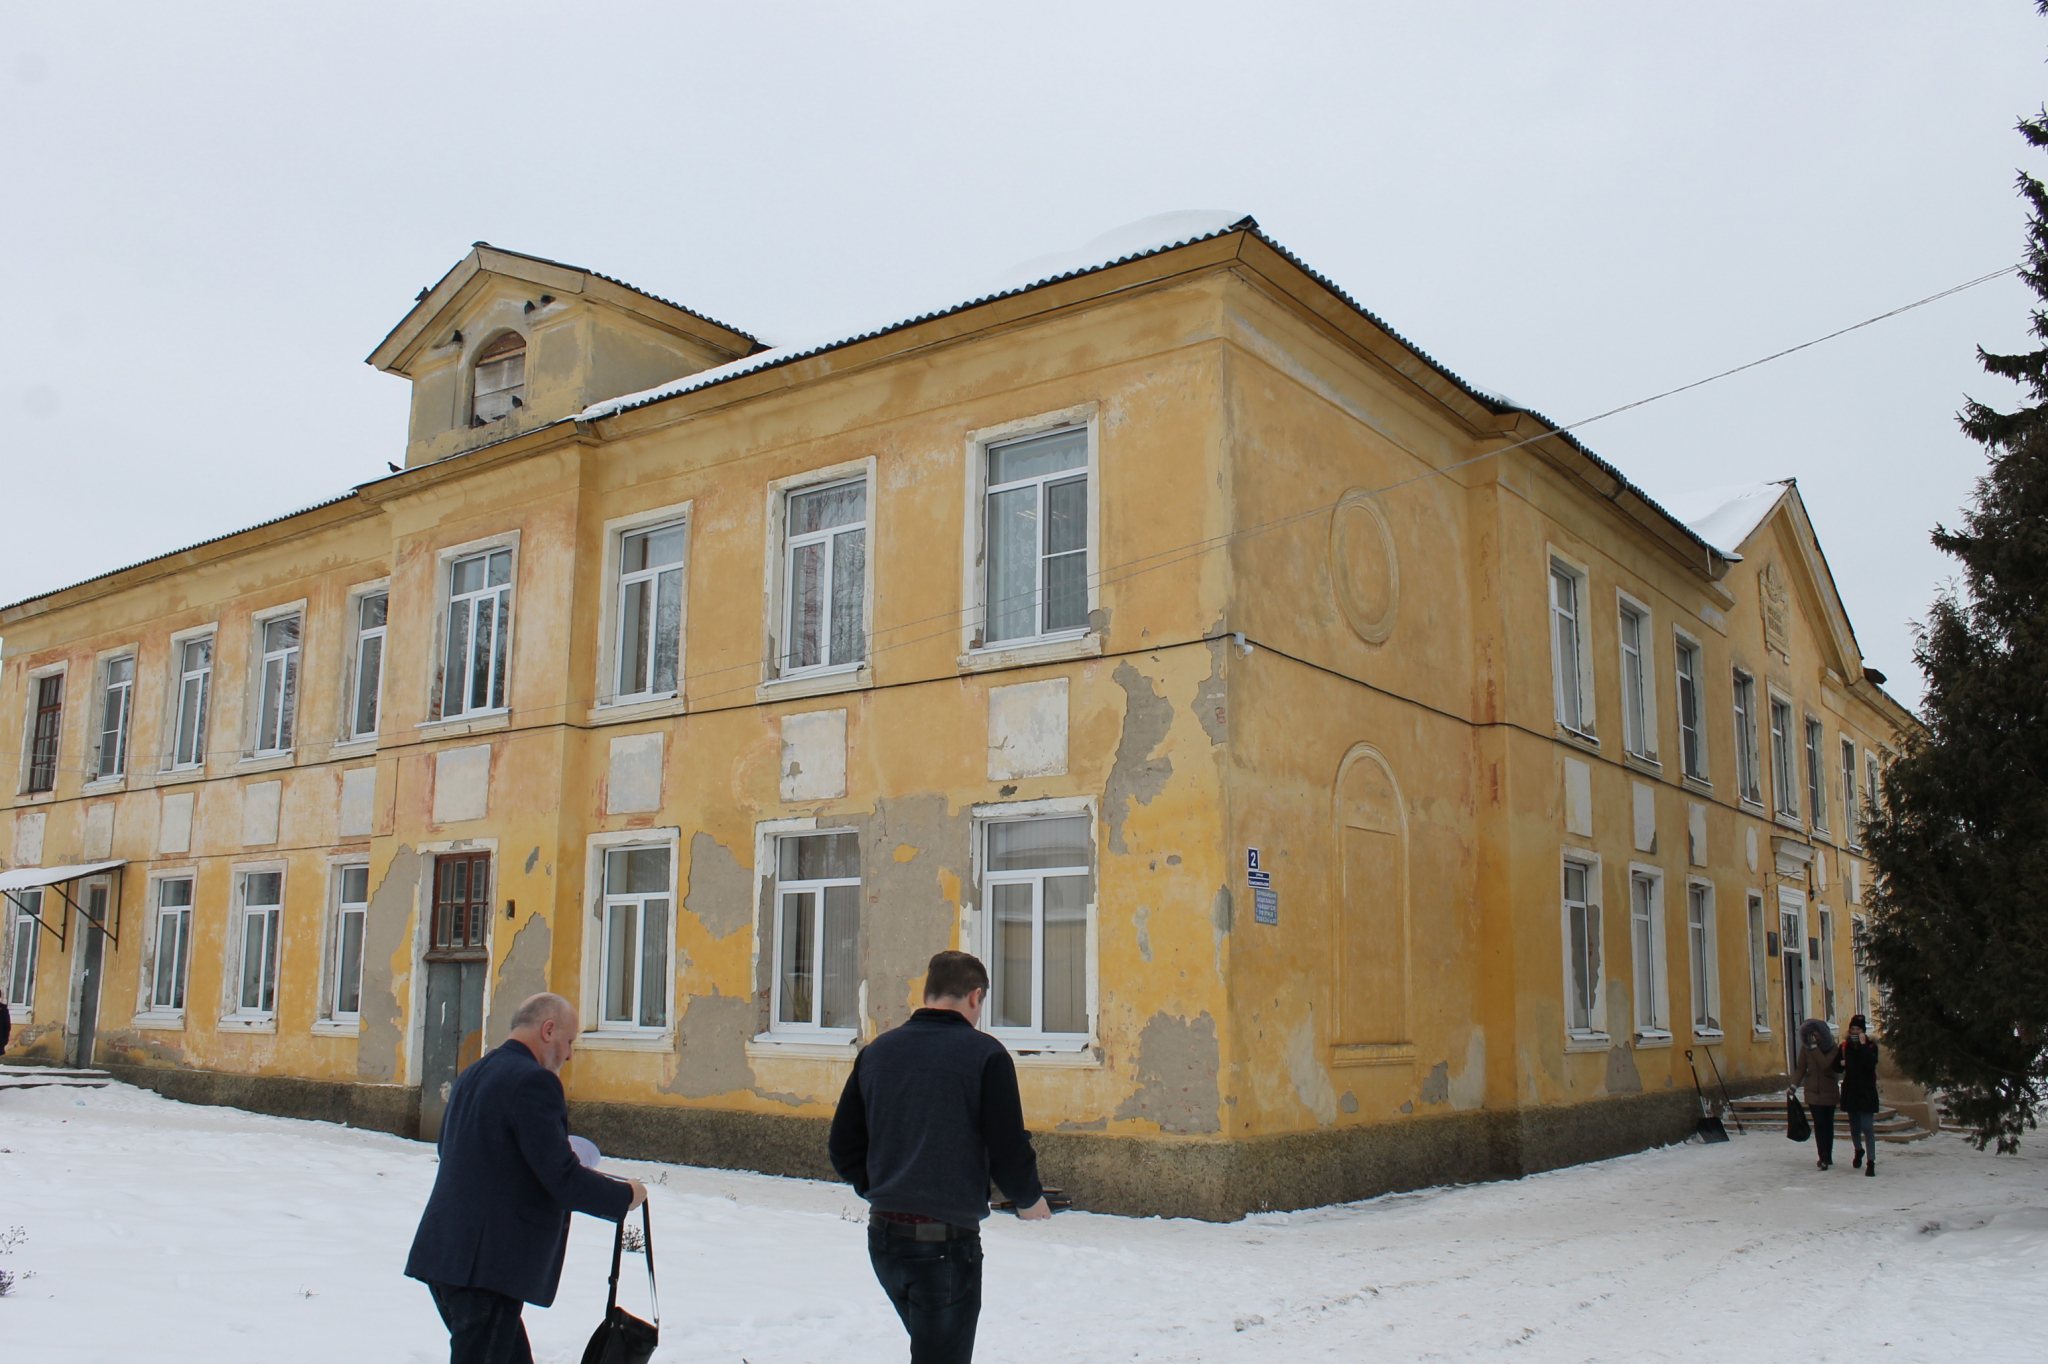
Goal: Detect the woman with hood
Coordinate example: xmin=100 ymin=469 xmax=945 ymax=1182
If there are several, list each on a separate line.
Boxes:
xmin=1789 ymin=1018 xmax=1843 ymax=1169
xmin=1839 ymin=1014 xmax=1881 ymax=1176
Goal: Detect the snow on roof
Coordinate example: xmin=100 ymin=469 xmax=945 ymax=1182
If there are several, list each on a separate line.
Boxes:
xmin=1659 ymin=480 xmax=1791 ymax=557
xmin=574 ymin=211 xmax=1254 ymax=423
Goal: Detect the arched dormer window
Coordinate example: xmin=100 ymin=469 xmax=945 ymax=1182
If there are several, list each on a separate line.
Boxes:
xmin=471 ymin=332 xmax=526 ymax=424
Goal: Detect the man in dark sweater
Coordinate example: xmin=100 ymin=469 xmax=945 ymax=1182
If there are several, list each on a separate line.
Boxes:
xmin=829 ymin=950 xmax=1048 ymax=1363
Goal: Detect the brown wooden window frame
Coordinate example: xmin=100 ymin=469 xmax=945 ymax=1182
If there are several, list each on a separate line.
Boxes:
xmin=431 ymin=852 xmax=492 ymax=957
xmin=27 ymin=673 xmax=63 ymax=793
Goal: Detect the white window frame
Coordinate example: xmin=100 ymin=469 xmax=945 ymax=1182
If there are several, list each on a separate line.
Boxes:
xmin=764 ymin=462 xmax=875 ymax=688
xmin=470 ymin=330 xmax=527 ymax=425
xmin=767 ymin=828 xmax=863 ymax=1040
xmin=1851 ymin=912 xmax=1872 ymax=1022
xmin=1841 ymin=737 xmax=1861 ymax=850
xmin=315 ymin=859 xmax=370 ymax=1034
xmin=6 ymin=888 xmax=44 ymax=1020
xmin=1628 ymin=864 xmax=1671 ymax=1042
xmin=576 ymin=827 xmax=680 ymax=1050
xmin=610 ymin=516 xmax=690 ymax=706
xmin=1817 ymin=904 xmax=1838 ymax=1026
xmin=342 ymin=580 xmax=391 ymax=745
xmin=1746 ymin=889 xmax=1771 ymax=1036
xmin=592 ymin=505 xmax=691 ymax=716
xmin=1561 ymin=852 xmax=1606 ymax=1045
xmin=134 ymin=871 xmax=196 ymax=1028
xmin=960 ymin=408 xmax=1101 ymax=664
xmin=1768 ymin=692 xmax=1800 ymax=821
xmin=427 ymin=532 xmax=519 ymax=724
xmin=248 ymin=601 xmax=307 ymax=758
xmin=87 ymin=647 xmax=138 ymax=784
xmin=1616 ymin=592 xmax=1657 ymax=762
xmin=221 ymin=862 xmax=286 ymax=1030
xmin=1673 ymin=631 xmax=1707 ymax=783
xmin=165 ymin=623 xmax=219 ymax=773
xmin=18 ymin=659 xmax=68 ymax=796
xmin=1804 ymin=715 xmax=1829 ymax=833
xmin=1731 ymin=668 xmax=1763 ymax=807
xmin=1547 ymin=551 xmax=1595 ymax=739
xmin=971 ymin=796 xmax=1097 ymax=1054
xmin=1686 ymin=878 xmax=1721 ymax=1037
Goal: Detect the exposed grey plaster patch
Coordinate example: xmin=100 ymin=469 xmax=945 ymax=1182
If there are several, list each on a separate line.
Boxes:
xmin=1211 ymin=886 xmax=1234 ymax=934
xmin=1285 ymin=1011 xmax=1339 ymax=1127
xmin=685 ymin=832 xmax=752 ymax=941
xmin=1340 ymin=1090 xmax=1359 ymax=1114
xmin=1113 ymin=1011 xmax=1223 ymax=1135
xmin=524 ymin=846 xmax=539 ymax=874
xmin=1133 ymin=905 xmax=1153 ymax=963
xmin=1398 ymin=1099 xmax=1414 ymax=1114
xmin=102 ymin=1030 xmax=188 ymax=1067
xmin=1195 ymin=636 xmax=1228 ymax=746
xmin=1106 ymin=660 xmax=1175 ymax=854
xmin=487 ymin=913 xmax=551 ymax=1039
xmin=1057 ymin=1116 xmax=1109 ymax=1132
xmin=1166 ymin=855 xmax=1181 ymax=866
xmin=358 ymin=844 xmax=422 ymax=1083
xmin=662 ymin=990 xmax=756 ymax=1099
xmin=1605 ymin=1045 xmax=1643 ymax=1094
xmin=1418 ymin=1061 xmax=1451 ymax=1106
xmin=858 ymin=794 xmax=972 ymax=1035
xmin=999 ymin=784 xmax=1018 ymax=796
xmin=1087 ymin=606 xmax=1112 ymax=637
xmin=754 ymin=1090 xmax=810 ymax=1107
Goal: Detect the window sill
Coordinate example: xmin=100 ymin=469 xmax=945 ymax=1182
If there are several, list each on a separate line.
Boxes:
xmin=757 ymin=667 xmax=872 ymax=704
xmin=959 ymin=632 xmax=1099 ymax=674
xmin=311 ymin=1018 xmax=361 ymax=1038
xmin=234 ymin=752 xmax=297 ymax=774
xmin=1680 ymin=774 xmax=1714 ymax=797
xmin=1633 ymin=1031 xmax=1674 ymax=1049
xmin=574 ymin=1029 xmax=675 ymax=1052
xmin=328 ymin=737 xmax=380 ymax=758
xmin=1564 ymin=1033 xmax=1611 ymax=1053
xmin=747 ymin=1033 xmax=858 ymax=1060
xmin=418 ymin=710 xmax=511 ymax=740
xmin=152 ymin=766 xmax=210 ymax=787
xmin=216 ymin=1015 xmax=277 ymax=1034
xmin=586 ymin=694 xmax=686 ymax=727
xmin=130 ymin=1011 xmax=185 ymax=1031
xmin=80 ymin=775 xmax=129 ymax=795
xmin=1738 ymin=797 xmax=1767 ymax=815
xmin=1774 ymin=813 xmax=1806 ymax=833
xmin=991 ymin=1033 xmax=1094 ymax=1056
xmin=1555 ymin=726 xmax=1601 ymax=753
xmin=1623 ymin=752 xmax=1662 ymax=777
xmin=1692 ymin=1028 xmax=1725 ymax=1041
xmin=14 ymin=789 xmax=58 ymax=803
xmin=1753 ymin=1028 xmax=1774 ymax=1041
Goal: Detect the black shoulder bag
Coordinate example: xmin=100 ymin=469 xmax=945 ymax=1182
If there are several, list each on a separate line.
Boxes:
xmin=581 ymin=1202 xmax=659 ymax=1364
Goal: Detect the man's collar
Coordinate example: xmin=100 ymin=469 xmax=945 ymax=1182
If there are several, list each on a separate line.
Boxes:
xmin=502 ymin=1038 xmax=539 ymax=1062
xmin=911 ymin=1007 xmax=972 ymax=1025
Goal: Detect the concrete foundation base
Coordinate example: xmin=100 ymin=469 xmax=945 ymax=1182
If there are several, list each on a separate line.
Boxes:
xmin=82 ymin=1062 xmax=1785 ymax=1221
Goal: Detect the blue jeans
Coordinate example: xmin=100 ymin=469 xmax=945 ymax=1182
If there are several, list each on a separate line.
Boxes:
xmin=1847 ymin=1110 xmax=1876 ymax=1153
xmin=426 ymin=1282 xmax=532 ymax=1364
xmin=868 ymin=1227 xmax=983 ymax=1364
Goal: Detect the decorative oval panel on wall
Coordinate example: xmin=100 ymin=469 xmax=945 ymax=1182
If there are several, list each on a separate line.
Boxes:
xmin=1327 ymin=488 xmax=1400 ymax=646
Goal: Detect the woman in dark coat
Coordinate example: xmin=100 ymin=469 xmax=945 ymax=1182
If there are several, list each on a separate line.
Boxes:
xmin=1790 ymin=1018 xmax=1843 ymax=1169
xmin=1839 ymin=1014 xmax=1881 ymax=1176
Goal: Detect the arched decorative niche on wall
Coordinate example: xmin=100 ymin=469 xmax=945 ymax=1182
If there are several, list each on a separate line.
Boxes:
xmin=1330 ymin=742 xmax=1413 ymax=1060
xmin=470 ymin=330 xmax=527 ymax=426
xmin=1326 ymin=487 xmax=1400 ymax=646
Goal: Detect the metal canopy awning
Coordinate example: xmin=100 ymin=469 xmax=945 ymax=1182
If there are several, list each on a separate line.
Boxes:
xmin=1 ymin=860 xmax=127 ymax=948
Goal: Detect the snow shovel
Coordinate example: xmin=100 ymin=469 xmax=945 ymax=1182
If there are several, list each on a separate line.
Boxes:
xmin=1702 ymin=1045 xmax=1743 ymax=1134
xmin=1685 ymin=1050 xmax=1729 ymax=1142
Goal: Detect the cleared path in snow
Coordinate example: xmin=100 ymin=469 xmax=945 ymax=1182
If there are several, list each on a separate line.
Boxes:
xmin=1 ymin=1081 xmax=2042 ymax=1363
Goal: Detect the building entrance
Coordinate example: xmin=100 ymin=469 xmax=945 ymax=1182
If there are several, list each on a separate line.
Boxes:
xmin=419 ymin=852 xmax=492 ymax=1142
xmin=1779 ymin=887 xmax=1807 ymax=1073
xmin=69 ymin=882 xmax=110 ymax=1069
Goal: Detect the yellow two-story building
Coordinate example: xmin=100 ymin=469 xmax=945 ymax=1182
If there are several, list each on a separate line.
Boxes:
xmin=0 ymin=213 xmax=1911 ymax=1217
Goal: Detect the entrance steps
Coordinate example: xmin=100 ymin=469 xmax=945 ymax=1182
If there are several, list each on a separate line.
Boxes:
xmin=0 ymin=1065 xmax=112 ymax=1092
xmin=1723 ymin=1095 xmax=1932 ymax=1143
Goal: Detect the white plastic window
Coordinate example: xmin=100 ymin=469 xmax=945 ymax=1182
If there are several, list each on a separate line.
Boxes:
xmin=984 ymin=429 xmax=1088 ymax=646
xmin=772 ymin=833 xmax=860 ymax=1034
xmin=7 ymin=890 xmax=42 ymax=1010
xmin=1732 ymin=671 xmax=1762 ymax=804
xmin=1687 ymin=883 xmax=1720 ymax=1034
xmin=601 ymin=847 xmax=671 ymax=1030
xmin=254 ymin=615 xmax=301 ymax=755
xmin=781 ymin=481 xmax=867 ymax=676
xmin=1631 ymin=872 xmax=1668 ymax=1037
xmin=171 ymin=637 xmax=214 ymax=770
xmin=150 ymin=878 xmax=194 ymax=1012
xmin=1550 ymin=564 xmax=1588 ymax=734
xmin=1564 ymin=861 xmax=1601 ymax=1035
xmin=985 ymin=817 xmax=1090 ymax=1037
xmin=1619 ymin=603 xmax=1652 ymax=758
xmin=442 ymin=549 xmax=512 ymax=718
xmin=331 ymin=866 xmax=369 ymax=1020
xmin=350 ymin=594 xmax=387 ymax=740
xmin=1770 ymin=698 xmax=1799 ymax=819
xmin=615 ymin=524 xmax=686 ymax=702
xmin=96 ymin=656 xmax=135 ymax=779
xmin=236 ymin=872 xmax=283 ymax=1016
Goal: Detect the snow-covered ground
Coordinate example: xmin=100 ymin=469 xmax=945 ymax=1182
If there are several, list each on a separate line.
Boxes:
xmin=2 ymin=1082 xmax=2043 ymax=1363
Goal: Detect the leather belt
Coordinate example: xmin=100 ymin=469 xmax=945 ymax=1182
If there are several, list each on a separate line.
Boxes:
xmin=870 ymin=1213 xmax=978 ymax=1242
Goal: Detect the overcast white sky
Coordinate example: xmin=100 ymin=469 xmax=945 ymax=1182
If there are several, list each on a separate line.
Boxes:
xmin=5 ymin=3 xmax=2045 ymax=704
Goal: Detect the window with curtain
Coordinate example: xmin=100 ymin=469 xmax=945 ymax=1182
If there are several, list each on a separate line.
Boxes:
xmin=1631 ymin=872 xmax=1666 ymax=1036
xmin=97 ymin=656 xmax=134 ymax=779
xmin=1732 ymin=671 xmax=1762 ymax=804
xmin=237 ymin=871 xmax=283 ymax=1015
xmin=350 ymin=594 xmax=387 ymax=740
xmin=601 ymin=846 xmax=671 ymax=1029
xmin=253 ymin=614 xmax=301 ymax=755
xmin=984 ymin=816 xmax=1091 ymax=1037
xmin=1564 ymin=861 xmax=1601 ymax=1035
xmin=771 ymin=833 xmax=860 ymax=1033
xmin=1674 ymin=638 xmax=1705 ymax=780
xmin=615 ymin=523 xmax=686 ymax=701
xmin=172 ymin=636 xmax=213 ymax=770
xmin=1550 ymin=564 xmax=1587 ymax=734
xmin=441 ymin=549 xmax=512 ymax=718
xmin=331 ymin=866 xmax=369 ymax=1020
xmin=150 ymin=878 xmax=194 ymax=1012
xmin=781 ymin=480 xmax=866 ymax=676
xmin=1687 ymin=883 xmax=1719 ymax=1034
xmin=8 ymin=890 xmax=43 ymax=1010
xmin=1618 ymin=603 xmax=1651 ymax=758
xmin=1769 ymin=698 xmax=1799 ymax=819
xmin=1804 ymin=717 xmax=1828 ymax=832
xmin=983 ymin=429 xmax=1088 ymax=646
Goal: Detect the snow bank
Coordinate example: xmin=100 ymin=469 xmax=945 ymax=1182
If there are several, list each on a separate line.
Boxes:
xmin=1662 ymin=479 xmax=1792 ymax=556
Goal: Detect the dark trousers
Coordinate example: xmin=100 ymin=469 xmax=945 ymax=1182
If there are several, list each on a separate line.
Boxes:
xmin=1847 ymin=1110 xmax=1876 ymax=1153
xmin=869 ymin=1227 xmax=983 ymax=1364
xmin=1810 ymin=1105 xmax=1837 ymax=1165
xmin=427 ymin=1281 xmax=533 ymax=1364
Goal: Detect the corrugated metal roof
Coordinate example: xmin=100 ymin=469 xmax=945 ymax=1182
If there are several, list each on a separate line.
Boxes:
xmin=470 ymin=242 xmax=763 ymax=349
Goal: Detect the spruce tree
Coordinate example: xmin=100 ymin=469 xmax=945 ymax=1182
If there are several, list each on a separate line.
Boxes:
xmin=1861 ymin=82 xmax=2048 ymax=1153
